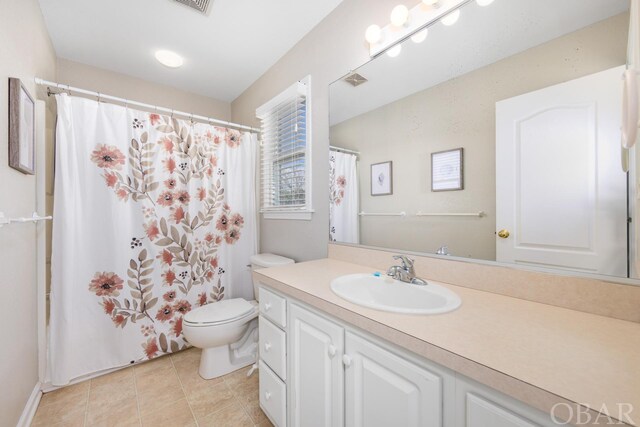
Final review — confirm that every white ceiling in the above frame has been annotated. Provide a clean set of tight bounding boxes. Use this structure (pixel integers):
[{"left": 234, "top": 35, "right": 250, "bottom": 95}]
[
  {"left": 38, "top": 0, "right": 343, "bottom": 102},
  {"left": 330, "top": 0, "right": 629, "bottom": 125}
]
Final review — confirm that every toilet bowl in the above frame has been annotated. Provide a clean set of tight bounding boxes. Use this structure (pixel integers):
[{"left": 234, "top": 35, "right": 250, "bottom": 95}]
[{"left": 182, "top": 253, "right": 294, "bottom": 379}]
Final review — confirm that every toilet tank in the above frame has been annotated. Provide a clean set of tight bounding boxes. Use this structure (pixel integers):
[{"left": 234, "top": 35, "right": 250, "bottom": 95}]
[{"left": 249, "top": 253, "right": 295, "bottom": 301}]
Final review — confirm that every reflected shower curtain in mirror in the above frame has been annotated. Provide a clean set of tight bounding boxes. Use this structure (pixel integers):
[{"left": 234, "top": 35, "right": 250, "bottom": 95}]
[
  {"left": 329, "top": 150, "right": 359, "bottom": 243},
  {"left": 49, "top": 94, "right": 257, "bottom": 385}
]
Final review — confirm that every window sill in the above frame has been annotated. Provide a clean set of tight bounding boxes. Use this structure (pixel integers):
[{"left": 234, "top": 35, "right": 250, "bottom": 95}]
[{"left": 262, "top": 210, "right": 314, "bottom": 221}]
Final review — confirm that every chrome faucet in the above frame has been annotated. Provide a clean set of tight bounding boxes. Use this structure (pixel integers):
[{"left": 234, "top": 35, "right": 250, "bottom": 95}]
[{"left": 386, "top": 255, "right": 428, "bottom": 286}]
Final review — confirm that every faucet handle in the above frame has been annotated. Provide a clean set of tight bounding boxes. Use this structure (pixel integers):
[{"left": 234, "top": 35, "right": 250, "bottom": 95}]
[{"left": 392, "top": 254, "right": 414, "bottom": 270}]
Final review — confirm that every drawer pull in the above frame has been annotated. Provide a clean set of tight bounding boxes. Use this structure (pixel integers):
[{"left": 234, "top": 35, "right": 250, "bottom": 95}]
[
  {"left": 264, "top": 342, "right": 272, "bottom": 352},
  {"left": 265, "top": 391, "right": 272, "bottom": 401},
  {"left": 328, "top": 344, "right": 337, "bottom": 358},
  {"left": 342, "top": 354, "right": 352, "bottom": 367},
  {"left": 264, "top": 302, "right": 272, "bottom": 311}
]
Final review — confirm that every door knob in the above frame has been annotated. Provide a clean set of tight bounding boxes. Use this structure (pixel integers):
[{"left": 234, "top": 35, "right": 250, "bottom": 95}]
[{"left": 497, "top": 229, "right": 510, "bottom": 239}]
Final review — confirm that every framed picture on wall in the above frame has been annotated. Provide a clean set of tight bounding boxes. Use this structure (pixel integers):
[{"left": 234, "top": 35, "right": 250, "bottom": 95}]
[
  {"left": 371, "top": 161, "right": 393, "bottom": 196},
  {"left": 8, "top": 77, "right": 36, "bottom": 175},
  {"left": 431, "top": 148, "right": 463, "bottom": 191}
]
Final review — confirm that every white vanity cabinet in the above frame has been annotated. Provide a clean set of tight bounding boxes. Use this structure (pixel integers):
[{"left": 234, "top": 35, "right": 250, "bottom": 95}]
[
  {"left": 344, "top": 331, "right": 444, "bottom": 427},
  {"left": 289, "top": 303, "right": 344, "bottom": 427},
  {"left": 258, "top": 285, "right": 556, "bottom": 427}
]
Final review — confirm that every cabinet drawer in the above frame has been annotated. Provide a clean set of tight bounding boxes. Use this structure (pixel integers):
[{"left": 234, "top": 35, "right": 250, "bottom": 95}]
[
  {"left": 259, "top": 316, "right": 286, "bottom": 380},
  {"left": 259, "top": 360, "right": 286, "bottom": 427},
  {"left": 259, "top": 286, "right": 287, "bottom": 328}
]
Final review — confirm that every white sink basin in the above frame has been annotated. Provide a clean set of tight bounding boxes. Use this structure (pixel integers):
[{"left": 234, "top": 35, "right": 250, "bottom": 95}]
[{"left": 330, "top": 274, "right": 461, "bottom": 315}]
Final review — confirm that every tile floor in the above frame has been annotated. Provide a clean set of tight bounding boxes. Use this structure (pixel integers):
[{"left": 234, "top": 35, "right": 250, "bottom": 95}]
[{"left": 32, "top": 348, "right": 273, "bottom": 427}]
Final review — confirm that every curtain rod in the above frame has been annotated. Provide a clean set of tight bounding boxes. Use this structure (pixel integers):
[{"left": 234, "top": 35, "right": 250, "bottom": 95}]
[
  {"left": 34, "top": 78, "right": 260, "bottom": 133},
  {"left": 330, "top": 145, "right": 360, "bottom": 155}
]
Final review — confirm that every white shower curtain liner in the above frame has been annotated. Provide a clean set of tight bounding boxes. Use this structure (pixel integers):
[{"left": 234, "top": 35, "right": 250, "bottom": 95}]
[
  {"left": 330, "top": 150, "right": 359, "bottom": 244},
  {"left": 49, "top": 94, "right": 257, "bottom": 385}
]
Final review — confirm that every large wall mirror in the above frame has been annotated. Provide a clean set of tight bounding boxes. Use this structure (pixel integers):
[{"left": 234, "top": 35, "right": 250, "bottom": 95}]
[{"left": 329, "top": 0, "right": 638, "bottom": 281}]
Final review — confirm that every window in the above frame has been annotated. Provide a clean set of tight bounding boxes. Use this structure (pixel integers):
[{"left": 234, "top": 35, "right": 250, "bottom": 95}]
[{"left": 257, "top": 76, "right": 313, "bottom": 220}]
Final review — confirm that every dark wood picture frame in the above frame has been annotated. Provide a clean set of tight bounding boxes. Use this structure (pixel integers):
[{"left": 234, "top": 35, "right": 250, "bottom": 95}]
[
  {"left": 431, "top": 148, "right": 464, "bottom": 192},
  {"left": 371, "top": 161, "right": 393, "bottom": 196},
  {"left": 8, "top": 77, "right": 36, "bottom": 175}
]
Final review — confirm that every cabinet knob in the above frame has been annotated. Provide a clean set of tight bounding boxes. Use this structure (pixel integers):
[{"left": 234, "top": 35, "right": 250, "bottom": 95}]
[
  {"left": 342, "top": 354, "right": 352, "bottom": 367},
  {"left": 265, "top": 391, "right": 271, "bottom": 401},
  {"left": 264, "top": 302, "right": 272, "bottom": 311},
  {"left": 328, "top": 344, "right": 336, "bottom": 358},
  {"left": 264, "top": 342, "right": 272, "bottom": 352}
]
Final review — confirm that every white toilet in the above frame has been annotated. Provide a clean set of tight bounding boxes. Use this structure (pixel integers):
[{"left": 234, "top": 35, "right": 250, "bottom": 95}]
[{"left": 183, "top": 253, "right": 294, "bottom": 379}]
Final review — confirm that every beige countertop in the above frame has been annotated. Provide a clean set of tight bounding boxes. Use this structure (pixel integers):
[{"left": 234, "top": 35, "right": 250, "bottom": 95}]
[{"left": 254, "top": 258, "right": 640, "bottom": 426}]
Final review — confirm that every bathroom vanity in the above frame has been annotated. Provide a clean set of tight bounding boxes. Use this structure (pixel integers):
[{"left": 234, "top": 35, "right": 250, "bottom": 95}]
[{"left": 254, "top": 257, "right": 640, "bottom": 427}]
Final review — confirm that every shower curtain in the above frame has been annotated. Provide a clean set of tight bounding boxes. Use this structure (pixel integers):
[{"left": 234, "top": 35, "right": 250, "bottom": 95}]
[
  {"left": 329, "top": 150, "right": 359, "bottom": 243},
  {"left": 49, "top": 94, "right": 257, "bottom": 385}
]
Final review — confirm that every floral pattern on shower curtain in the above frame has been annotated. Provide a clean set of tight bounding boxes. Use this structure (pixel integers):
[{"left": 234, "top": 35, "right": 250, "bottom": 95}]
[
  {"left": 329, "top": 150, "right": 359, "bottom": 243},
  {"left": 50, "top": 94, "right": 257, "bottom": 385}
]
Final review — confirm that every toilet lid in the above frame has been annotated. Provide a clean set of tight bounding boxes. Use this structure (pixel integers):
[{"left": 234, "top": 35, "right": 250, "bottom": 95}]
[{"left": 183, "top": 298, "right": 254, "bottom": 325}]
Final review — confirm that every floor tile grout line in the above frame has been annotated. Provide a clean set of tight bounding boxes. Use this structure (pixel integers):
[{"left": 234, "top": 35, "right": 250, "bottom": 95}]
[
  {"left": 83, "top": 379, "right": 91, "bottom": 427},
  {"left": 132, "top": 366, "right": 143, "bottom": 427},
  {"left": 170, "top": 355, "right": 200, "bottom": 427}
]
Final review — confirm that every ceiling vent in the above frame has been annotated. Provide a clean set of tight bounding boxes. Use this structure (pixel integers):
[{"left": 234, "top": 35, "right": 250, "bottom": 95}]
[
  {"left": 173, "top": 0, "right": 211, "bottom": 14},
  {"left": 344, "top": 72, "right": 368, "bottom": 87}
]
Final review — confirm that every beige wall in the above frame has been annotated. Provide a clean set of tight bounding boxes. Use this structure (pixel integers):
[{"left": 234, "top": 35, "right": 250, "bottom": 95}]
[
  {"left": 231, "top": 0, "right": 401, "bottom": 261},
  {"left": 0, "top": 0, "right": 56, "bottom": 425},
  {"left": 57, "top": 58, "right": 231, "bottom": 120},
  {"left": 330, "top": 13, "right": 628, "bottom": 261}
]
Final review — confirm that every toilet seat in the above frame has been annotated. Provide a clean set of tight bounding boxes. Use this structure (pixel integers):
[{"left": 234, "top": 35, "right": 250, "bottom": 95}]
[{"left": 184, "top": 298, "right": 256, "bottom": 326}]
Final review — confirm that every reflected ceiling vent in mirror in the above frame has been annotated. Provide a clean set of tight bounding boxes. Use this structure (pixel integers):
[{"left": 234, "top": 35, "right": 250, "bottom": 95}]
[
  {"left": 172, "top": 0, "right": 211, "bottom": 14},
  {"left": 344, "top": 73, "right": 368, "bottom": 87}
]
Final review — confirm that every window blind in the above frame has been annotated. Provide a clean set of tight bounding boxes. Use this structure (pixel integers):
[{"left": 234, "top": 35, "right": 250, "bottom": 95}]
[{"left": 257, "top": 81, "right": 309, "bottom": 212}]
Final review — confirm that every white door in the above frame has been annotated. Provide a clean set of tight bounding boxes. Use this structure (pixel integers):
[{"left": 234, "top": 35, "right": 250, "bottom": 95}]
[
  {"left": 496, "top": 66, "right": 627, "bottom": 276},
  {"left": 289, "top": 303, "right": 344, "bottom": 427},
  {"left": 344, "top": 331, "right": 442, "bottom": 427}
]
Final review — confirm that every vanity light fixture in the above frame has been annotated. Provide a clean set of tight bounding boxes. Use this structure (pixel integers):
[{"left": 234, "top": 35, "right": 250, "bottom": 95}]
[
  {"left": 365, "top": 24, "right": 383, "bottom": 44},
  {"left": 387, "top": 44, "right": 403, "bottom": 58},
  {"left": 410, "top": 28, "right": 428, "bottom": 43},
  {"left": 155, "top": 50, "right": 184, "bottom": 68},
  {"left": 364, "top": 0, "right": 472, "bottom": 57},
  {"left": 390, "top": 5, "right": 410, "bottom": 27},
  {"left": 440, "top": 9, "right": 461, "bottom": 26}
]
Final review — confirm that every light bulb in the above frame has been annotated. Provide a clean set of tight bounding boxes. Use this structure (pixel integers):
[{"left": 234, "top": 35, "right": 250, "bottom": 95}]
[
  {"left": 422, "top": 0, "right": 439, "bottom": 5},
  {"left": 441, "top": 9, "right": 460, "bottom": 26},
  {"left": 476, "top": 0, "right": 494, "bottom": 5},
  {"left": 365, "top": 24, "right": 382, "bottom": 44},
  {"left": 387, "top": 44, "right": 402, "bottom": 58},
  {"left": 390, "top": 5, "right": 410, "bottom": 27},
  {"left": 410, "top": 29, "right": 428, "bottom": 43},
  {"left": 155, "top": 50, "right": 184, "bottom": 68}
]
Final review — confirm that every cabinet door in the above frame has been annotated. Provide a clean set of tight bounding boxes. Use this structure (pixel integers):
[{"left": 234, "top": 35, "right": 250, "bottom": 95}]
[
  {"left": 466, "top": 393, "right": 539, "bottom": 427},
  {"left": 344, "top": 331, "right": 443, "bottom": 427},
  {"left": 289, "top": 303, "right": 344, "bottom": 427}
]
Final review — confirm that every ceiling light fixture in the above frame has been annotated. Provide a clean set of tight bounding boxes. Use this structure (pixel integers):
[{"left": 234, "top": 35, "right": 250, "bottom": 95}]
[
  {"left": 155, "top": 50, "right": 184, "bottom": 68},
  {"left": 387, "top": 44, "right": 402, "bottom": 58},
  {"left": 440, "top": 9, "right": 461, "bottom": 26},
  {"left": 410, "top": 28, "right": 428, "bottom": 43},
  {"left": 390, "top": 5, "right": 410, "bottom": 27}
]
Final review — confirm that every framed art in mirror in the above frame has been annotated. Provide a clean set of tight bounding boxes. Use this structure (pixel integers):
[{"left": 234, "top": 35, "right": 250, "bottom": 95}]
[
  {"left": 432, "top": 148, "right": 463, "bottom": 192},
  {"left": 8, "top": 77, "right": 36, "bottom": 175},
  {"left": 371, "top": 161, "right": 393, "bottom": 196}
]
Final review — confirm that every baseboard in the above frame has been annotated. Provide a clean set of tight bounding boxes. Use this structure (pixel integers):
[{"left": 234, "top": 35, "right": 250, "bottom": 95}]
[{"left": 16, "top": 383, "right": 42, "bottom": 427}]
